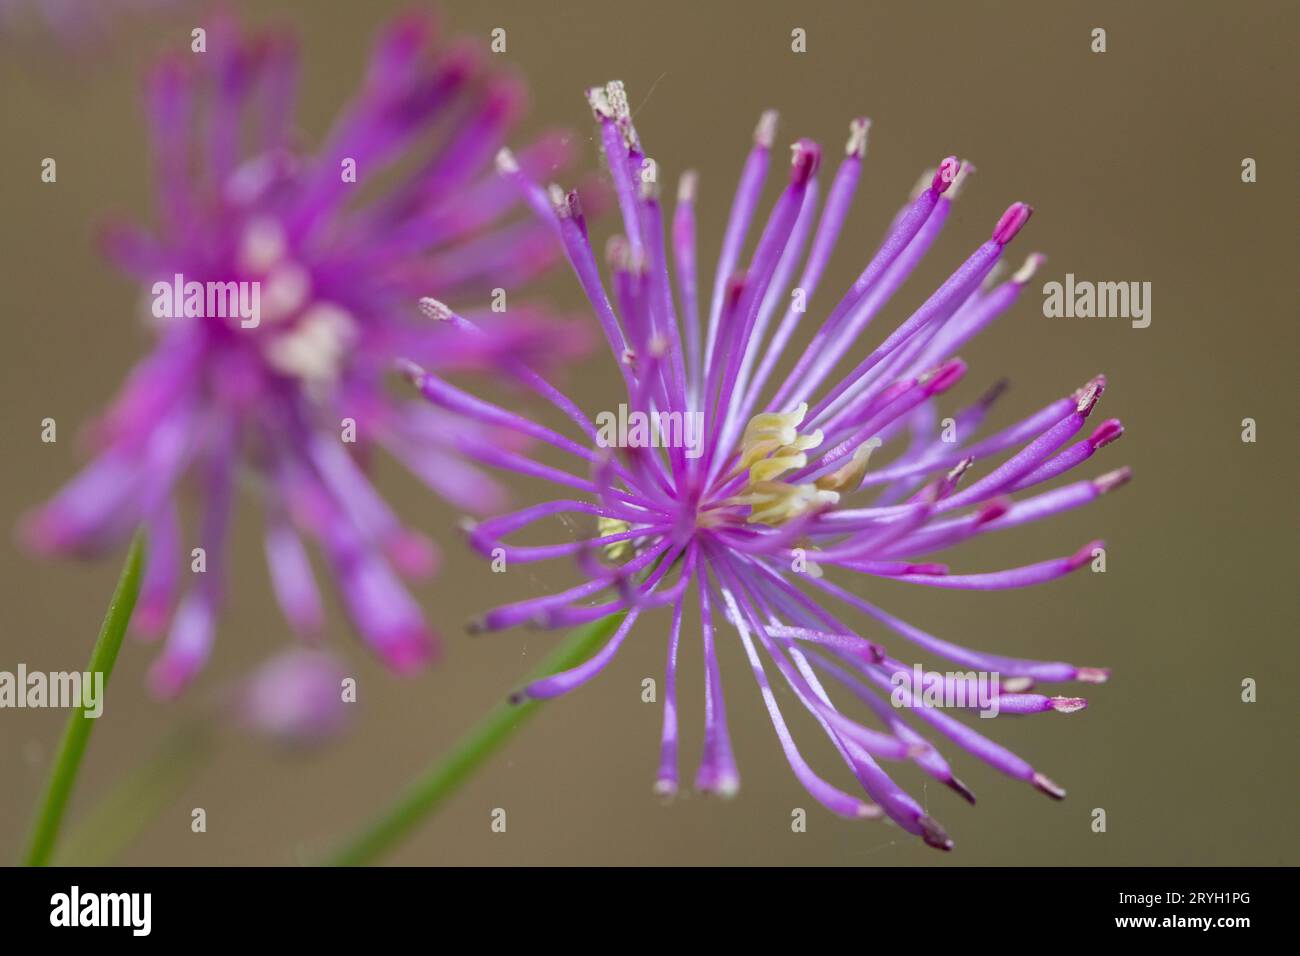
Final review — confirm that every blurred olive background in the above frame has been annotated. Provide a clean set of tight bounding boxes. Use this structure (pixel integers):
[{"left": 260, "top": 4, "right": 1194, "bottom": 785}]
[{"left": 1, "top": 0, "right": 1296, "bottom": 866}]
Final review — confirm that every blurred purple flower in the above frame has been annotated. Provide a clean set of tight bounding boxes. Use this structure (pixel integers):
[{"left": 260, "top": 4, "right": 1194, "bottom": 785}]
[
  {"left": 0, "top": 0, "right": 184, "bottom": 49},
  {"left": 406, "top": 81, "right": 1131, "bottom": 849},
  {"left": 20, "top": 12, "right": 588, "bottom": 695},
  {"left": 234, "top": 648, "right": 351, "bottom": 748}
]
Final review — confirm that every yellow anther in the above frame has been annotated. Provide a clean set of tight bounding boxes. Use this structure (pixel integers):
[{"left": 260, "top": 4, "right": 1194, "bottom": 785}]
[
  {"left": 737, "top": 404, "right": 820, "bottom": 474},
  {"left": 596, "top": 516, "right": 634, "bottom": 562},
  {"left": 815, "top": 438, "right": 881, "bottom": 493},
  {"left": 732, "top": 482, "right": 839, "bottom": 526},
  {"left": 742, "top": 403, "right": 808, "bottom": 445},
  {"left": 749, "top": 452, "right": 808, "bottom": 484},
  {"left": 737, "top": 429, "right": 821, "bottom": 474}
]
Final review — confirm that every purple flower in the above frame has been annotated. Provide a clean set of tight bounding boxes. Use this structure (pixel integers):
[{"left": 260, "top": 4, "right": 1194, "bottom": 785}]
[
  {"left": 234, "top": 648, "right": 351, "bottom": 748},
  {"left": 407, "top": 81, "right": 1131, "bottom": 849},
  {"left": 20, "top": 12, "right": 588, "bottom": 696}
]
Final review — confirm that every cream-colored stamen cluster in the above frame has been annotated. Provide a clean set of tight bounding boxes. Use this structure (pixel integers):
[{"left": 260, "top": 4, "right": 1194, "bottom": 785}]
[
  {"left": 727, "top": 404, "right": 884, "bottom": 526},
  {"left": 235, "top": 216, "right": 358, "bottom": 390},
  {"left": 721, "top": 404, "right": 833, "bottom": 525},
  {"left": 738, "top": 404, "right": 823, "bottom": 481}
]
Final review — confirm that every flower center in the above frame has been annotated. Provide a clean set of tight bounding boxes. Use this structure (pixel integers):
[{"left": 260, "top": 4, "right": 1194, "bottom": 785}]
[
  {"left": 235, "top": 217, "right": 359, "bottom": 390},
  {"left": 725, "top": 403, "right": 879, "bottom": 526}
]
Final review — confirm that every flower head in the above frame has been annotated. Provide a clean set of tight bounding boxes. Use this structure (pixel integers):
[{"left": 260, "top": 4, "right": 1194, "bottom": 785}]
[
  {"left": 20, "top": 12, "right": 587, "bottom": 695},
  {"left": 413, "top": 81, "right": 1131, "bottom": 849}
]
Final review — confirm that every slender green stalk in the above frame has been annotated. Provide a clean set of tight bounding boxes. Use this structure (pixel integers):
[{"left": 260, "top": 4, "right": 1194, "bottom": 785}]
[
  {"left": 54, "top": 721, "right": 212, "bottom": 866},
  {"left": 327, "top": 611, "right": 627, "bottom": 866},
  {"left": 22, "top": 533, "right": 145, "bottom": 866}
]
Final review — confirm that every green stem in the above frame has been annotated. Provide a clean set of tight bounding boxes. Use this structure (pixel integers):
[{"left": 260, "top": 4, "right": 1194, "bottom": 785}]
[
  {"left": 22, "top": 532, "right": 145, "bottom": 866},
  {"left": 327, "top": 611, "right": 627, "bottom": 866},
  {"left": 53, "top": 721, "right": 212, "bottom": 866}
]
